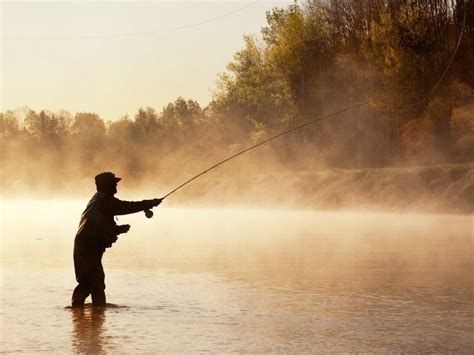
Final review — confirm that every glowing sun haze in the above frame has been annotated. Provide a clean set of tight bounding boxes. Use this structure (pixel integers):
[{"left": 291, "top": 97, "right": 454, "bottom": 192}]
[{"left": 1, "top": 1, "right": 293, "bottom": 120}]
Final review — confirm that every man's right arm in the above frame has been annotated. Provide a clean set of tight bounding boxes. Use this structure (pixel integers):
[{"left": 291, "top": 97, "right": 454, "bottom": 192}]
[{"left": 103, "top": 196, "right": 162, "bottom": 216}]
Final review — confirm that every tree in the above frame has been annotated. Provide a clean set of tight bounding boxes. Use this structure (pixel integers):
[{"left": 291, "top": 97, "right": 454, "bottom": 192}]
[
  {"left": 24, "top": 109, "right": 70, "bottom": 144},
  {"left": 133, "top": 107, "right": 160, "bottom": 141},
  {"left": 71, "top": 112, "right": 106, "bottom": 142},
  {"left": 161, "top": 97, "right": 203, "bottom": 127},
  {"left": 0, "top": 111, "right": 20, "bottom": 139}
]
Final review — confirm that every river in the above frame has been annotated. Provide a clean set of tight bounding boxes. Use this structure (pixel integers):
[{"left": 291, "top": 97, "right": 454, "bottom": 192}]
[{"left": 0, "top": 200, "right": 472, "bottom": 352}]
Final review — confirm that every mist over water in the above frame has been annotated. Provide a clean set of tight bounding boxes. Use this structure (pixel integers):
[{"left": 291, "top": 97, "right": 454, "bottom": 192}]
[{"left": 1, "top": 201, "right": 472, "bottom": 352}]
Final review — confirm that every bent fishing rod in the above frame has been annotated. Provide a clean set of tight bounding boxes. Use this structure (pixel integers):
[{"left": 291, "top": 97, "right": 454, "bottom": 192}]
[
  {"left": 142, "top": 100, "right": 371, "bottom": 218},
  {"left": 164, "top": 101, "right": 370, "bottom": 199},
  {"left": 143, "top": 0, "right": 467, "bottom": 219}
]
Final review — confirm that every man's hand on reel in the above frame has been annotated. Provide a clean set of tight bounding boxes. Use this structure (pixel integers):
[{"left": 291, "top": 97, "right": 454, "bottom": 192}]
[{"left": 144, "top": 198, "right": 163, "bottom": 219}]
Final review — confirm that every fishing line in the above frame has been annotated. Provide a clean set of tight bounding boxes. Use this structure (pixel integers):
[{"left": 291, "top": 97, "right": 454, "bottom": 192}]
[
  {"left": 3, "top": 0, "right": 467, "bottom": 202},
  {"left": 161, "top": 0, "right": 468, "bottom": 200},
  {"left": 399, "top": 0, "right": 468, "bottom": 107},
  {"left": 1, "top": 1, "right": 258, "bottom": 40}
]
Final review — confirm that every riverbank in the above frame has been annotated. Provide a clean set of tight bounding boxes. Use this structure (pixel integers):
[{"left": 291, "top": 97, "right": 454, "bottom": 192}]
[{"left": 167, "top": 163, "right": 474, "bottom": 214}]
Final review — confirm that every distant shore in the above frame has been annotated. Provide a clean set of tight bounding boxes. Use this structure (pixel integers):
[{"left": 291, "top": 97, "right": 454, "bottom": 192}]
[{"left": 167, "top": 163, "right": 474, "bottom": 215}]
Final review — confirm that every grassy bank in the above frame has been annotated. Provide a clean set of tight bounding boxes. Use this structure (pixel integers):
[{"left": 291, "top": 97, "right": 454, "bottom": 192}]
[{"left": 168, "top": 163, "right": 474, "bottom": 214}]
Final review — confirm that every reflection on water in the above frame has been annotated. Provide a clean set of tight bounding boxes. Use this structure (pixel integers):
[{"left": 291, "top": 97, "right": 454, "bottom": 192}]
[
  {"left": 0, "top": 201, "right": 473, "bottom": 352},
  {"left": 70, "top": 306, "right": 107, "bottom": 354}
]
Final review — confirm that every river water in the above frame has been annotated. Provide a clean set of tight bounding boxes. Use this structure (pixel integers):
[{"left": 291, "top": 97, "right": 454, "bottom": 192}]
[{"left": 0, "top": 201, "right": 473, "bottom": 352}]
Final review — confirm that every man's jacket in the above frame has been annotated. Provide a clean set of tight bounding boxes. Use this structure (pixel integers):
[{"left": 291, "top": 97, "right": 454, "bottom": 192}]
[{"left": 75, "top": 192, "right": 154, "bottom": 253}]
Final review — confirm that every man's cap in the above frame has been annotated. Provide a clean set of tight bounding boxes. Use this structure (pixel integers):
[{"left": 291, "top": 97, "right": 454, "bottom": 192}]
[{"left": 95, "top": 172, "right": 121, "bottom": 186}]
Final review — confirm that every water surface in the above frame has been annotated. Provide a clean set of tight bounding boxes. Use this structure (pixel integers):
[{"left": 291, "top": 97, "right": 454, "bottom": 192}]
[{"left": 1, "top": 201, "right": 473, "bottom": 352}]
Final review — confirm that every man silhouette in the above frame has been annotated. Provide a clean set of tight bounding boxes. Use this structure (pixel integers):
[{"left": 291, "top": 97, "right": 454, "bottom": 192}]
[{"left": 72, "top": 172, "right": 161, "bottom": 307}]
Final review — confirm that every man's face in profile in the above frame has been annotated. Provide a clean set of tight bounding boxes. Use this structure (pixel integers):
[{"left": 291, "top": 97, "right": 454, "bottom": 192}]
[
  {"left": 111, "top": 182, "right": 118, "bottom": 195},
  {"left": 100, "top": 181, "right": 118, "bottom": 195}
]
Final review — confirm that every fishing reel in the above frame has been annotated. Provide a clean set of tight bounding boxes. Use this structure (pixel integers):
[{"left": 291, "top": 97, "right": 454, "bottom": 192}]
[{"left": 144, "top": 209, "right": 154, "bottom": 219}]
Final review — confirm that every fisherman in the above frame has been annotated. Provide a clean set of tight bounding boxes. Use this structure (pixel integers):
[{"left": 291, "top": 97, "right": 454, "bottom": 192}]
[{"left": 72, "top": 172, "right": 161, "bottom": 307}]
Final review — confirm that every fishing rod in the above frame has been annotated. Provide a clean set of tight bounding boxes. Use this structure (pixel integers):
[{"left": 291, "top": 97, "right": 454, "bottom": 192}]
[
  {"left": 143, "top": 0, "right": 467, "bottom": 218},
  {"left": 142, "top": 100, "right": 371, "bottom": 218},
  {"left": 163, "top": 101, "right": 371, "bottom": 199}
]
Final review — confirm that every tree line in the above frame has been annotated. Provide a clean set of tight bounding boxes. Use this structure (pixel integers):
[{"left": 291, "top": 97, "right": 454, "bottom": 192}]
[{"left": 1, "top": 0, "right": 473, "bottom": 192}]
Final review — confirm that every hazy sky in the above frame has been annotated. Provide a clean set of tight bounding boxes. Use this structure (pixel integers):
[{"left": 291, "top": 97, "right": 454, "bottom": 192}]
[{"left": 1, "top": 1, "right": 293, "bottom": 120}]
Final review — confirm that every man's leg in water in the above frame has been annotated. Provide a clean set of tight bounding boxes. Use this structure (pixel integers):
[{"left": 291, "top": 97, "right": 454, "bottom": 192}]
[
  {"left": 72, "top": 252, "right": 104, "bottom": 307},
  {"left": 91, "top": 256, "right": 106, "bottom": 306},
  {"left": 72, "top": 282, "right": 91, "bottom": 307},
  {"left": 72, "top": 252, "right": 91, "bottom": 307}
]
